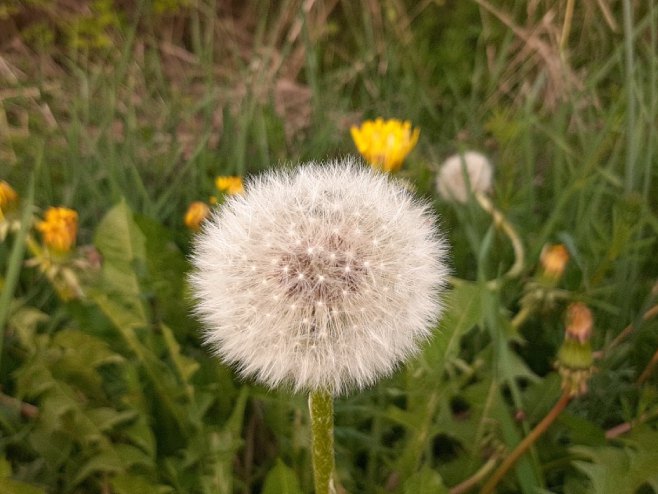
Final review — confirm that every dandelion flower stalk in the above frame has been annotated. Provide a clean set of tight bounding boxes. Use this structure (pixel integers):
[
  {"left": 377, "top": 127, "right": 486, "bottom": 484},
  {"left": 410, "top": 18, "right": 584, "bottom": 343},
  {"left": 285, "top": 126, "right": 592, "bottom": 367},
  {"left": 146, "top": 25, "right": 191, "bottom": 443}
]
[
  {"left": 309, "top": 390, "right": 336, "bottom": 494},
  {"left": 475, "top": 192, "right": 524, "bottom": 289}
]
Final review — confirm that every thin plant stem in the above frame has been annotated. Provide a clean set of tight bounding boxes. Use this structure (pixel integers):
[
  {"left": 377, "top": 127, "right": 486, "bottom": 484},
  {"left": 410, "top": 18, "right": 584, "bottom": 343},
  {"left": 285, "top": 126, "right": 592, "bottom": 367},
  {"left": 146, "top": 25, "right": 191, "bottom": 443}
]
[
  {"left": 604, "top": 298, "right": 658, "bottom": 354},
  {"left": 481, "top": 391, "right": 572, "bottom": 494},
  {"left": 0, "top": 176, "right": 34, "bottom": 370},
  {"left": 622, "top": 0, "right": 637, "bottom": 194},
  {"left": 449, "top": 458, "right": 498, "bottom": 494},
  {"left": 605, "top": 408, "right": 658, "bottom": 439},
  {"left": 511, "top": 304, "right": 533, "bottom": 330},
  {"left": 638, "top": 347, "right": 658, "bottom": 384},
  {"left": 560, "top": 0, "right": 575, "bottom": 52},
  {"left": 309, "top": 390, "right": 336, "bottom": 494},
  {"left": 475, "top": 192, "right": 525, "bottom": 289},
  {"left": 0, "top": 392, "right": 39, "bottom": 419}
]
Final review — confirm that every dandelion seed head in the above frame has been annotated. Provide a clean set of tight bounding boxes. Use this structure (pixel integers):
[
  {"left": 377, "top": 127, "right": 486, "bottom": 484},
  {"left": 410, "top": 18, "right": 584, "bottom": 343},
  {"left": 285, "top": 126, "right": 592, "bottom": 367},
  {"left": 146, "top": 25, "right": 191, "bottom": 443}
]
[
  {"left": 436, "top": 151, "right": 493, "bottom": 203},
  {"left": 190, "top": 157, "right": 449, "bottom": 395}
]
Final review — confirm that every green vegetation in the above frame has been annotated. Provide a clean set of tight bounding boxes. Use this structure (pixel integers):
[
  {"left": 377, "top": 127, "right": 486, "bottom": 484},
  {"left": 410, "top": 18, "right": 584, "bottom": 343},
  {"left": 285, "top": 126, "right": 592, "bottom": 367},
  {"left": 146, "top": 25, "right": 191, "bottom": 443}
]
[{"left": 1, "top": 1, "right": 657, "bottom": 492}]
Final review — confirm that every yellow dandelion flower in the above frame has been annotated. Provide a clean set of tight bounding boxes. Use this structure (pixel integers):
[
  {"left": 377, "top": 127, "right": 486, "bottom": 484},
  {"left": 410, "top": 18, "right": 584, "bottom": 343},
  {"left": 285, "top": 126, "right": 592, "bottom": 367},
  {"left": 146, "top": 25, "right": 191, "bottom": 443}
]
[
  {"left": 36, "top": 207, "right": 78, "bottom": 254},
  {"left": 0, "top": 180, "right": 19, "bottom": 216},
  {"left": 185, "top": 201, "right": 210, "bottom": 231},
  {"left": 540, "top": 244, "right": 569, "bottom": 281},
  {"left": 350, "top": 118, "right": 420, "bottom": 173},
  {"left": 215, "top": 176, "right": 244, "bottom": 195}
]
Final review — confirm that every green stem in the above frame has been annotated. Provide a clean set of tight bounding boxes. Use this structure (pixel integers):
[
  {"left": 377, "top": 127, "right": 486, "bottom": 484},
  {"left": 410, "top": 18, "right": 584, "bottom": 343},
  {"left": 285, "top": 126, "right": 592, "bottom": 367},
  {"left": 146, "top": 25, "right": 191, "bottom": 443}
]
[
  {"left": 309, "top": 390, "right": 336, "bottom": 494},
  {"left": 0, "top": 175, "right": 34, "bottom": 370},
  {"left": 475, "top": 192, "right": 525, "bottom": 290},
  {"left": 449, "top": 458, "right": 498, "bottom": 494}
]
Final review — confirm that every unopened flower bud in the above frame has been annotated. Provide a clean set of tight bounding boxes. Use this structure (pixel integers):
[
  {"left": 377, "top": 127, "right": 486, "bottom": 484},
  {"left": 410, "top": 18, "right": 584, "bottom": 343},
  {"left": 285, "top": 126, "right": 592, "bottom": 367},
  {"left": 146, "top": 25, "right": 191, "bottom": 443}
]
[
  {"left": 556, "top": 303, "right": 594, "bottom": 396},
  {"left": 557, "top": 340, "right": 594, "bottom": 397},
  {"left": 565, "top": 302, "right": 593, "bottom": 343},
  {"left": 540, "top": 244, "right": 569, "bottom": 282}
]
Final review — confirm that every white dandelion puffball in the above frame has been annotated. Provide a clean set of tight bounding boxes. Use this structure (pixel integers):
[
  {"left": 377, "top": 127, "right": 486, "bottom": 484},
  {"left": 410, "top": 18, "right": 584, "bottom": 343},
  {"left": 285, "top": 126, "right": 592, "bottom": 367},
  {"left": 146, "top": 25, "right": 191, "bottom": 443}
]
[
  {"left": 190, "top": 158, "right": 449, "bottom": 395},
  {"left": 436, "top": 151, "right": 493, "bottom": 203}
]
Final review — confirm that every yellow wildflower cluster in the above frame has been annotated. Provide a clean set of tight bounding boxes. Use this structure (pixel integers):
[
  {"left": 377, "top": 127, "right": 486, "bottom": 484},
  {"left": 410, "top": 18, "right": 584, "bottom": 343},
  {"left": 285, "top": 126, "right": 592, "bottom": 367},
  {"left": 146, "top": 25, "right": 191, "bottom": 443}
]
[
  {"left": 351, "top": 118, "right": 420, "bottom": 173},
  {"left": 36, "top": 207, "right": 79, "bottom": 254}
]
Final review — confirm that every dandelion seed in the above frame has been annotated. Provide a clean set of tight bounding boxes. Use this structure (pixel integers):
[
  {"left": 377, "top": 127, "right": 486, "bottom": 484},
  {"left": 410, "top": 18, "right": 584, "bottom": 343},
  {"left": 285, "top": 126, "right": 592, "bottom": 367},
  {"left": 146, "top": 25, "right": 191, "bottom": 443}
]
[{"left": 190, "top": 158, "right": 449, "bottom": 395}]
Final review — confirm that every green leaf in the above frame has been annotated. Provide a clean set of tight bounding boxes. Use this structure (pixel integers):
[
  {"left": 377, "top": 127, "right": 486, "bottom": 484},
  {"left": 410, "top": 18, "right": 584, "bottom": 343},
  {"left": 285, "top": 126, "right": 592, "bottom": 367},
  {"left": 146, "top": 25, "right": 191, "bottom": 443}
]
[
  {"left": 200, "top": 387, "right": 250, "bottom": 494},
  {"left": 71, "top": 450, "right": 124, "bottom": 487},
  {"left": 0, "top": 172, "right": 34, "bottom": 370},
  {"left": 72, "top": 444, "right": 153, "bottom": 485},
  {"left": 51, "top": 329, "right": 123, "bottom": 398},
  {"left": 135, "top": 214, "right": 194, "bottom": 337},
  {"left": 161, "top": 323, "right": 199, "bottom": 394},
  {"left": 572, "top": 427, "right": 658, "bottom": 494},
  {"left": 52, "top": 329, "right": 123, "bottom": 368},
  {"left": 27, "top": 429, "right": 73, "bottom": 470},
  {"left": 261, "top": 459, "right": 303, "bottom": 494},
  {"left": 0, "top": 456, "right": 11, "bottom": 478},
  {"left": 0, "top": 456, "right": 46, "bottom": 494},
  {"left": 110, "top": 474, "right": 173, "bottom": 494},
  {"left": 403, "top": 466, "right": 448, "bottom": 494},
  {"left": 94, "top": 199, "right": 147, "bottom": 293},
  {"left": 122, "top": 415, "right": 156, "bottom": 457},
  {"left": 0, "top": 480, "right": 47, "bottom": 494},
  {"left": 92, "top": 199, "right": 148, "bottom": 329},
  {"left": 86, "top": 408, "right": 138, "bottom": 432},
  {"left": 420, "top": 281, "right": 483, "bottom": 376},
  {"left": 8, "top": 305, "right": 48, "bottom": 353}
]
